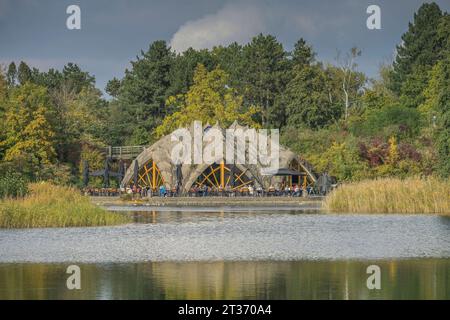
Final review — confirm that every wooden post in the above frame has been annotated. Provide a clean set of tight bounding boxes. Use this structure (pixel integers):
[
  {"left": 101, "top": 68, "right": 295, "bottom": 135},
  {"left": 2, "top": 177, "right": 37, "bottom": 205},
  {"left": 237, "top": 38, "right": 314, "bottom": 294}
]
[
  {"left": 220, "top": 161, "right": 225, "bottom": 188},
  {"left": 152, "top": 161, "right": 156, "bottom": 191}
]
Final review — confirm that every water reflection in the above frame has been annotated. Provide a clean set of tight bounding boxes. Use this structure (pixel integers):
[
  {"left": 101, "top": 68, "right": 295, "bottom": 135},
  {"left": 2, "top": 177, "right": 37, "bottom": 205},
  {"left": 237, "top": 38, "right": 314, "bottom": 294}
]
[{"left": 1, "top": 260, "right": 449, "bottom": 300}]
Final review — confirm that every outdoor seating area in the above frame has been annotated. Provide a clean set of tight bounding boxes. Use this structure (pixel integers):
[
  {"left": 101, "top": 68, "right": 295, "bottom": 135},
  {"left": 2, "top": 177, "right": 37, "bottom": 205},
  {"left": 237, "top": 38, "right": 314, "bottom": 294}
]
[
  {"left": 83, "top": 188, "right": 121, "bottom": 197},
  {"left": 112, "top": 183, "right": 320, "bottom": 198}
]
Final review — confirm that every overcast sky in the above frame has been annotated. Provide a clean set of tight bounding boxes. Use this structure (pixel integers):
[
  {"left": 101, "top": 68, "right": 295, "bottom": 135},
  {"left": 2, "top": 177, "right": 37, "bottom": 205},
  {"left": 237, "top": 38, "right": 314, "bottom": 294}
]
[{"left": 1, "top": 0, "right": 449, "bottom": 95}]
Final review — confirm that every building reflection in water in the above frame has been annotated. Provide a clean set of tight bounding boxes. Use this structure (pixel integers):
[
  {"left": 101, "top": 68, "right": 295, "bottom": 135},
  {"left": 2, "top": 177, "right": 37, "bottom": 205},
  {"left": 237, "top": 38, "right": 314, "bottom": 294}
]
[{"left": 0, "top": 259, "right": 449, "bottom": 300}]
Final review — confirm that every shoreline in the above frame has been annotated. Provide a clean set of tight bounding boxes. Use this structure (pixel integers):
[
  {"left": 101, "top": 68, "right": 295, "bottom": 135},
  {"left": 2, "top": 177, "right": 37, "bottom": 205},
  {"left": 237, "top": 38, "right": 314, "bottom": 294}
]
[{"left": 91, "top": 196, "right": 324, "bottom": 209}]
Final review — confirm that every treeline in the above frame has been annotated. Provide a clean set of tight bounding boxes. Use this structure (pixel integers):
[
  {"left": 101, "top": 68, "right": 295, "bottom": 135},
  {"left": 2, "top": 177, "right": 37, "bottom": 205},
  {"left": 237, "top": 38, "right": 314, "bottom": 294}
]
[{"left": 0, "top": 2, "right": 448, "bottom": 188}]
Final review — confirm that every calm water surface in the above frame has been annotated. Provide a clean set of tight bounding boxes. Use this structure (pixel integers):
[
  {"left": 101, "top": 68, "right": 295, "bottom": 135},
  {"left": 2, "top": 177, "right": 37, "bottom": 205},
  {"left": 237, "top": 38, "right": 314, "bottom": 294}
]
[{"left": 0, "top": 208, "right": 449, "bottom": 299}]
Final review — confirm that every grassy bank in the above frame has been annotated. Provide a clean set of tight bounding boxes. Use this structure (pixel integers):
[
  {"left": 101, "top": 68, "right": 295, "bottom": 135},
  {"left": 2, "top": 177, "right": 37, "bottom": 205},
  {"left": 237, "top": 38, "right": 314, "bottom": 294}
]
[
  {"left": 324, "top": 177, "right": 450, "bottom": 214},
  {"left": 0, "top": 182, "right": 130, "bottom": 228}
]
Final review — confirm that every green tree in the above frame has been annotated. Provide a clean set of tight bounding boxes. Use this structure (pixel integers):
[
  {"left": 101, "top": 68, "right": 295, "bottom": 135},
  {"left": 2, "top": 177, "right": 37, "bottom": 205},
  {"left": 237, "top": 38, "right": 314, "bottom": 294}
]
[
  {"left": 390, "top": 3, "right": 443, "bottom": 94},
  {"left": 112, "top": 40, "right": 175, "bottom": 145},
  {"left": 211, "top": 43, "right": 245, "bottom": 90},
  {"left": 17, "top": 61, "right": 32, "bottom": 85},
  {"left": 62, "top": 63, "right": 95, "bottom": 93},
  {"left": 105, "top": 77, "right": 121, "bottom": 98},
  {"left": 0, "top": 67, "right": 6, "bottom": 101},
  {"left": 169, "top": 47, "right": 216, "bottom": 96},
  {"left": 422, "top": 57, "right": 450, "bottom": 177},
  {"left": 285, "top": 65, "right": 341, "bottom": 129},
  {"left": 242, "top": 34, "right": 289, "bottom": 127},
  {"left": 0, "top": 69, "right": 7, "bottom": 160},
  {"left": 291, "top": 38, "right": 315, "bottom": 66},
  {"left": 6, "top": 62, "right": 17, "bottom": 87},
  {"left": 31, "top": 68, "right": 63, "bottom": 91}
]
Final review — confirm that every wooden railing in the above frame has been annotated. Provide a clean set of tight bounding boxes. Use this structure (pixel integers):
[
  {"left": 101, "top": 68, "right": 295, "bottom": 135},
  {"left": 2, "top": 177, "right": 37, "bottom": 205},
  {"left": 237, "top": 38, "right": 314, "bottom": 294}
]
[{"left": 104, "top": 145, "right": 147, "bottom": 160}]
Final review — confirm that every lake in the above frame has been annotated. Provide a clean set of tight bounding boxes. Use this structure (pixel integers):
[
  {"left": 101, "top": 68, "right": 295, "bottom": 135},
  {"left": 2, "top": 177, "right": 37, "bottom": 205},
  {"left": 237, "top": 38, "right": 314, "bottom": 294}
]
[{"left": 1, "top": 208, "right": 449, "bottom": 299}]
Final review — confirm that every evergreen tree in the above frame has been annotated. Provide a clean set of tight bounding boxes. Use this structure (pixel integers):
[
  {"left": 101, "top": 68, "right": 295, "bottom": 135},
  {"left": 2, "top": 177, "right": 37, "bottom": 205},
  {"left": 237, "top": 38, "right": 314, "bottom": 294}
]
[
  {"left": 285, "top": 65, "right": 341, "bottom": 129},
  {"left": 390, "top": 3, "right": 443, "bottom": 95},
  {"left": 242, "top": 34, "right": 289, "bottom": 127},
  {"left": 211, "top": 43, "right": 245, "bottom": 91},
  {"left": 111, "top": 40, "right": 175, "bottom": 145},
  {"left": 291, "top": 38, "right": 315, "bottom": 66},
  {"left": 62, "top": 63, "right": 95, "bottom": 93},
  {"left": 17, "top": 61, "right": 32, "bottom": 85},
  {"left": 105, "top": 77, "right": 121, "bottom": 98},
  {"left": 169, "top": 47, "right": 216, "bottom": 96}
]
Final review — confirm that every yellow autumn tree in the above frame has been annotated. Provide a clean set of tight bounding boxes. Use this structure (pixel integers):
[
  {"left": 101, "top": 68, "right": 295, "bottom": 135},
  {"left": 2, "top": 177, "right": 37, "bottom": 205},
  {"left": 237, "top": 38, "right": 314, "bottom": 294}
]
[
  {"left": 1, "top": 83, "right": 56, "bottom": 177},
  {"left": 155, "top": 64, "right": 260, "bottom": 137}
]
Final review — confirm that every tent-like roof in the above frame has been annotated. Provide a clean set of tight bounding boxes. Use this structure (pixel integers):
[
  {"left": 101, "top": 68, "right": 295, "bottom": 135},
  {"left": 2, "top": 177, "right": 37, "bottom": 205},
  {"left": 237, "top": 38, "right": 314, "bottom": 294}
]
[{"left": 122, "top": 122, "right": 318, "bottom": 191}]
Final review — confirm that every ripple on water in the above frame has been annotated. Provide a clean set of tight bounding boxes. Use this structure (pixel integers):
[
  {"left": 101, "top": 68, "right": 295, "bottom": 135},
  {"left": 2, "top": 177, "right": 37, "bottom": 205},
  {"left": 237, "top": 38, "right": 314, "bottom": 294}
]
[{"left": 1, "top": 211, "right": 450, "bottom": 263}]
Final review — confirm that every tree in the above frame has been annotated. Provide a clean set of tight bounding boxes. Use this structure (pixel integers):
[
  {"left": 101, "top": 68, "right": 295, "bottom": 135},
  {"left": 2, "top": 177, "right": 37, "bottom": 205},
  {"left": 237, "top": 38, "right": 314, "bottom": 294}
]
[
  {"left": 291, "top": 38, "right": 315, "bottom": 66},
  {"left": 62, "top": 63, "right": 95, "bottom": 93},
  {"left": 390, "top": 3, "right": 443, "bottom": 94},
  {"left": 242, "top": 34, "right": 289, "bottom": 127},
  {"left": 0, "top": 69, "right": 7, "bottom": 155},
  {"left": 169, "top": 47, "right": 216, "bottom": 96},
  {"left": 336, "top": 47, "right": 364, "bottom": 120},
  {"left": 6, "top": 62, "right": 17, "bottom": 87},
  {"left": 17, "top": 61, "right": 32, "bottom": 85},
  {"left": 31, "top": 68, "right": 63, "bottom": 91},
  {"left": 155, "top": 64, "right": 260, "bottom": 137},
  {"left": 0, "top": 67, "right": 6, "bottom": 101},
  {"left": 111, "top": 40, "right": 175, "bottom": 145},
  {"left": 0, "top": 83, "right": 56, "bottom": 179},
  {"left": 211, "top": 43, "right": 245, "bottom": 90},
  {"left": 105, "top": 77, "right": 121, "bottom": 98},
  {"left": 285, "top": 65, "right": 341, "bottom": 129},
  {"left": 422, "top": 57, "right": 450, "bottom": 177}
]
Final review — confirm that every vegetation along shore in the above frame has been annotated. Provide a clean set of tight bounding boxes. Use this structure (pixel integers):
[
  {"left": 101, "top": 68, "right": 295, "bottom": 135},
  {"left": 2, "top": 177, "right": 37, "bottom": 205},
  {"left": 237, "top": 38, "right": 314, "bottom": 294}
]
[
  {"left": 0, "top": 182, "right": 130, "bottom": 228},
  {"left": 324, "top": 177, "right": 450, "bottom": 214}
]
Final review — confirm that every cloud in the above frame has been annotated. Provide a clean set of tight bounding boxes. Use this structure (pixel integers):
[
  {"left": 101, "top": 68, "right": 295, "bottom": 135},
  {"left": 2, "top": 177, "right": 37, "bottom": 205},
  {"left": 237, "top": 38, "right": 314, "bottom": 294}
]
[
  {"left": 169, "top": 2, "right": 268, "bottom": 52},
  {"left": 168, "top": 1, "right": 357, "bottom": 53}
]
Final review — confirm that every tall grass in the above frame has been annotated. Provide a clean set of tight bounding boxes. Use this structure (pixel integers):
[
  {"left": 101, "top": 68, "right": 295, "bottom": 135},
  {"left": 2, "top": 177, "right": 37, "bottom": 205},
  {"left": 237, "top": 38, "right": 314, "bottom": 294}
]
[
  {"left": 0, "top": 182, "right": 130, "bottom": 228},
  {"left": 324, "top": 177, "right": 450, "bottom": 214}
]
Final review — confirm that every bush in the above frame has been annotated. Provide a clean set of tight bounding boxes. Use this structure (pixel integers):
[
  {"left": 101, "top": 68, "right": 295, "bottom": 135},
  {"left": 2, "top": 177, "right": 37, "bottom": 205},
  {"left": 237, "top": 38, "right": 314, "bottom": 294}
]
[
  {"left": 325, "top": 177, "right": 450, "bottom": 214},
  {"left": 0, "top": 171, "right": 28, "bottom": 198}
]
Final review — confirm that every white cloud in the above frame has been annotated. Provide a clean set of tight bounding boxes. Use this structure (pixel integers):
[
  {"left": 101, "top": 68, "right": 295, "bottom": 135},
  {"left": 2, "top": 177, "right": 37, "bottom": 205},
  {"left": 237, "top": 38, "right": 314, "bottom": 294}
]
[
  {"left": 169, "top": 2, "right": 268, "bottom": 52},
  {"left": 168, "top": 1, "right": 355, "bottom": 53}
]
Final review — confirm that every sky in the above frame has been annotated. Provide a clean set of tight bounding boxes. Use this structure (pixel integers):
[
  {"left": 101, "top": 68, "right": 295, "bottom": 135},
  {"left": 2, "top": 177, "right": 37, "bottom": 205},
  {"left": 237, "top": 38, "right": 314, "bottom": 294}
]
[{"left": 1, "top": 0, "right": 449, "bottom": 96}]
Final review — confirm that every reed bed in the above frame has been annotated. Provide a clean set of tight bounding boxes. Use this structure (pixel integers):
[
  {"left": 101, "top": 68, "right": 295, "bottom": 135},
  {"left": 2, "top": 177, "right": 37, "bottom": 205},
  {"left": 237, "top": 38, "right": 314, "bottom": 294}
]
[
  {"left": 0, "top": 182, "right": 130, "bottom": 228},
  {"left": 324, "top": 177, "right": 450, "bottom": 214}
]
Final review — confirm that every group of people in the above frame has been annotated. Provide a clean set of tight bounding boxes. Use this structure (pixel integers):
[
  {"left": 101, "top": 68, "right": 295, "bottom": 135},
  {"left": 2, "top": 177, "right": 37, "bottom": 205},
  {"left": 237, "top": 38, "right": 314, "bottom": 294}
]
[
  {"left": 123, "top": 184, "right": 179, "bottom": 197},
  {"left": 186, "top": 183, "right": 313, "bottom": 197},
  {"left": 87, "top": 182, "right": 315, "bottom": 198}
]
